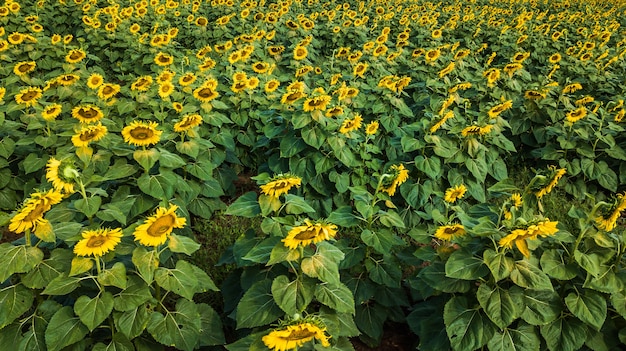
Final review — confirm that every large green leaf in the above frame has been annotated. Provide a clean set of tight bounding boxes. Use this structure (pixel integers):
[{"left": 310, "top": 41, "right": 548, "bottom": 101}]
[
  {"left": 521, "top": 290, "right": 562, "bottom": 326},
  {"left": 235, "top": 279, "right": 283, "bottom": 329},
  {"left": 484, "top": 249, "right": 515, "bottom": 282},
  {"left": 477, "top": 283, "right": 523, "bottom": 329},
  {"left": 155, "top": 260, "right": 214, "bottom": 300},
  {"left": 225, "top": 192, "right": 261, "bottom": 218},
  {"left": 360, "top": 228, "right": 404, "bottom": 254},
  {"left": 444, "top": 296, "right": 497, "bottom": 351},
  {"left": 147, "top": 299, "right": 202, "bottom": 351},
  {"left": 574, "top": 250, "right": 602, "bottom": 277},
  {"left": 327, "top": 135, "right": 358, "bottom": 167},
  {"left": 365, "top": 258, "right": 402, "bottom": 288},
  {"left": 407, "top": 297, "right": 450, "bottom": 351},
  {"left": 540, "top": 249, "right": 578, "bottom": 280},
  {"left": 564, "top": 289, "right": 606, "bottom": 331},
  {"left": 98, "top": 262, "right": 127, "bottom": 290},
  {"left": 113, "top": 276, "right": 153, "bottom": 312},
  {"left": 301, "top": 243, "right": 343, "bottom": 285},
  {"left": 511, "top": 259, "right": 553, "bottom": 291},
  {"left": 446, "top": 249, "right": 490, "bottom": 280},
  {"left": 315, "top": 282, "right": 355, "bottom": 314},
  {"left": 114, "top": 304, "right": 150, "bottom": 340},
  {"left": 354, "top": 303, "right": 386, "bottom": 342},
  {"left": 197, "top": 303, "right": 225, "bottom": 347},
  {"left": 74, "top": 291, "right": 114, "bottom": 331},
  {"left": 0, "top": 244, "right": 44, "bottom": 282},
  {"left": 487, "top": 322, "right": 540, "bottom": 351},
  {"left": 132, "top": 247, "right": 159, "bottom": 284},
  {"left": 168, "top": 234, "right": 201, "bottom": 255},
  {"left": 283, "top": 194, "right": 316, "bottom": 215},
  {"left": 539, "top": 316, "right": 586, "bottom": 351},
  {"left": 418, "top": 261, "right": 471, "bottom": 293},
  {"left": 0, "top": 285, "right": 34, "bottom": 329},
  {"left": 271, "top": 275, "right": 315, "bottom": 316},
  {"left": 42, "top": 274, "right": 81, "bottom": 295},
  {"left": 44, "top": 306, "right": 89, "bottom": 351}
]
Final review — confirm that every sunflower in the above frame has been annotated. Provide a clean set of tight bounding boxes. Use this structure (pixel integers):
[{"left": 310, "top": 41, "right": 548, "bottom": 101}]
[
  {"left": 260, "top": 174, "right": 302, "bottom": 198},
  {"left": 56, "top": 74, "right": 80, "bottom": 86},
  {"left": 15, "top": 86, "right": 43, "bottom": 107},
  {"left": 434, "top": 224, "right": 466, "bottom": 241},
  {"left": 178, "top": 72, "right": 197, "bottom": 86},
  {"left": 425, "top": 48, "right": 441, "bottom": 63},
  {"left": 454, "top": 49, "right": 470, "bottom": 60},
  {"left": 281, "top": 91, "right": 305, "bottom": 105},
  {"left": 133, "top": 204, "right": 186, "bottom": 247},
  {"left": 98, "top": 83, "right": 120, "bottom": 100},
  {"left": 74, "top": 228, "right": 123, "bottom": 257},
  {"left": 535, "top": 166, "right": 566, "bottom": 198},
  {"left": 0, "top": 87, "right": 7, "bottom": 101},
  {"left": 131, "top": 76, "right": 153, "bottom": 91},
  {"left": 193, "top": 85, "right": 219, "bottom": 102},
  {"left": 46, "top": 157, "right": 77, "bottom": 194},
  {"left": 66, "top": 49, "right": 87, "bottom": 64},
  {"left": 483, "top": 68, "right": 501, "bottom": 87},
  {"left": 595, "top": 193, "right": 626, "bottom": 231},
  {"left": 87, "top": 73, "right": 104, "bottom": 89},
  {"left": 158, "top": 82, "right": 174, "bottom": 99},
  {"left": 71, "top": 123, "right": 108, "bottom": 147},
  {"left": 438, "top": 62, "right": 455, "bottom": 78},
  {"left": 444, "top": 184, "right": 467, "bottom": 203},
  {"left": 615, "top": 109, "right": 625, "bottom": 123},
  {"left": 488, "top": 100, "right": 513, "bottom": 119},
  {"left": 282, "top": 219, "right": 338, "bottom": 249},
  {"left": 365, "top": 121, "right": 379, "bottom": 135},
  {"left": 504, "top": 63, "right": 523, "bottom": 77},
  {"left": 303, "top": 95, "right": 331, "bottom": 112},
  {"left": 499, "top": 220, "right": 559, "bottom": 258},
  {"left": 174, "top": 114, "right": 203, "bottom": 132},
  {"left": 264, "top": 79, "right": 280, "bottom": 93},
  {"left": 524, "top": 90, "right": 546, "bottom": 100},
  {"left": 565, "top": 107, "right": 587, "bottom": 123},
  {"left": 41, "top": 103, "right": 63, "bottom": 121},
  {"left": 549, "top": 53, "right": 561, "bottom": 64},
  {"left": 353, "top": 62, "right": 368, "bottom": 78},
  {"left": 0, "top": 39, "right": 9, "bottom": 52},
  {"left": 72, "top": 105, "right": 104, "bottom": 124},
  {"left": 8, "top": 189, "right": 63, "bottom": 234},
  {"left": 13, "top": 61, "right": 36, "bottom": 76},
  {"left": 122, "top": 121, "right": 162, "bottom": 147},
  {"left": 339, "top": 114, "right": 363, "bottom": 134},
  {"left": 129, "top": 23, "right": 141, "bottom": 34},
  {"left": 379, "top": 164, "right": 409, "bottom": 196},
  {"left": 293, "top": 45, "right": 308, "bottom": 60},
  {"left": 247, "top": 77, "right": 260, "bottom": 90},
  {"left": 432, "top": 29, "right": 442, "bottom": 39},
  {"left": 263, "top": 321, "right": 331, "bottom": 351},
  {"left": 8, "top": 32, "right": 24, "bottom": 45},
  {"left": 268, "top": 45, "right": 285, "bottom": 56}
]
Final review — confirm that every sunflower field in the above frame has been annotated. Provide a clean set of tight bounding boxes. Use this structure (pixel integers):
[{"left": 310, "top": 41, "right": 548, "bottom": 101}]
[{"left": 1, "top": 0, "right": 626, "bottom": 350}]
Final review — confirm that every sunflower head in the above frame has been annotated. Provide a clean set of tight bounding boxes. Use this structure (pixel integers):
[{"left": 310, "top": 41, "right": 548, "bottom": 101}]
[
  {"left": 133, "top": 205, "right": 186, "bottom": 247},
  {"left": 74, "top": 228, "right": 123, "bottom": 257},
  {"left": 282, "top": 219, "right": 338, "bottom": 249},
  {"left": 260, "top": 174, "right": 302, "bottom": 198},
  {"left": 121, "top": 121, "right": 162, "bottom": 147},
  {"left": 444, "top": 184, "right": 467, "bottom": 203}
]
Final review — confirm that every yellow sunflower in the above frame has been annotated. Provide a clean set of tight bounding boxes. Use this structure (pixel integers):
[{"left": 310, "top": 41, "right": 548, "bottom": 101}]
[
  {"left": 499, "top": 220, "right": 559, "bottom": 258},
  {"left": 193, "top": 84, "right": 219, "bottom": 103},
  {"left": 365, "top": 121, "right": 379, "bottom": 135},
  {"left": 282, "top": 219, "right": 338, "bottom": 249},
  {"left": 55, "top": 74, "right": 80, "bottom": 86},
  {"left": 0, "top": 87, "right": 6, "bottom": 101},
  {"left": 302, "top": 95, "right": 331, "bottom": 112},
  {"left": 565, "top": 107, "right": 587, "bottom": 124},
  {"left": 71, "top": 123, "right": 108, "bottom": 147},
  {"left": 488, "top": 100, "right": 513, "bottom": 119},
  {"left": 260, "top": 174, "right": 302, "bottom": 198},
  {"left": 379, "top": 164, "right": 409, "bottom": 196},
  {"left": 434, "top": 224, "right": 466, "bottom": 241},
  {"left": 73, "top": 228, "right": 123, "bottom": 257},
  {"left": 87, "top": 73, "right": 104, "bottom": 89},
  {"left": 71, "top": 105, "right": 104, "bottom": 124},
  {"left": 339, "top": 114, "right": 363, "bottom": 134},
  {"left": 174, "top": 114, "right": 203, "bottom": 132},
  {"left": 66, "top": 49, "right": 87, "bottom": 64},
  {"left": 13, "top": 61, "right": 36, "bottom": 76},
  {"left": 251, "top": 61, "right": 270, "bottom": 74},
  {"left": 158, "top": 81, "right": 174, "bottom": 99},
  {"left": 15, "top": 86, "right": 43, "bottom": 107},
  {"left": 263, "top": 322, "right": 330, "bottom": 351},
  {"left": 133, "top": 204, "right": 187, "bottom": 247},
  {"left": 122, "top": 121, "right": 161, "bottom": 147},
  {"left": 154, "top": 52, "right": 174, "bottom": 66},
  {"left": 264, "top": 79, "right": 280, "bottom": 93},
  {"left": 444, "top": 184, "right": 467, "bottom": 203},
  {"left": 178, "top": 72, "right": 197, "bottom": 86},
  {"left": 131, "top": 76, "right": 153, "bottom": 91},
  {"left": 9, "top": 189, "right": 63, "bottom": 234},
  {"left": 41, "top": 103, "right": 63, "bottom": 121},
  {"left": 45, "top": 157, "right": 76, "bottom": 194},
  {"left": 98, "top": 83, "right": 120, "bottom": 100},
  {"left": 293, "top": 45, "right": 308, "bottom": 60},
  {"left": 535, "top": 166, "right": 566, "bottom": 198}
]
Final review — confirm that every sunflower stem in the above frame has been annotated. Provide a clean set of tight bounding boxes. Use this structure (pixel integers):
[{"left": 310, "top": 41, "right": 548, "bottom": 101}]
[
  {"left": 95, "top": 256, "right": 102, "bottom": 275},
  {"left": 25, "top": 229, "right": 31, "bottom": 247}
]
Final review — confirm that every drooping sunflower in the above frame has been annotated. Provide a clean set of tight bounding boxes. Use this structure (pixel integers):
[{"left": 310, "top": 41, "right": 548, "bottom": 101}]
[
  {"left": 45, "top": 157, "right": 76, "bottom": 194},
  {"left": 133, "top": 204, "right": 186, "bottom": 247},
  {"left": 379, "top": 164, "right": 409, "bottom": 196},
  {"left": 438, "top": 62, "right": 455, "bottom": 78},
  {"left": 74, "top": 228, "right": 123, "bottom": 257},
  {"left": 281, "top": 91, "right": 305, "bottom": 105},
  {"left": 499, "top": 220, "right": 559, "bottom": 258},
  {"left": 8, "top": 189, "right": 63, "bottom": 234},
  {"left": 131, "top": 76, "right": 153, "bottom": 91},
  {"left": 66, "top": 49, "right": 87, "bottom": 64},
  {"left": 325, "top": 106, "right": 343, "bottom": 117},
  {"left": 87, "top": 73, "right": 104, "bottom": 89},
  {"left": 98, "top": 83, "right": 120, "bottom": 100},
  {"left": 13, "top": 61, "right": 36, "bottom": 76},
  {"left": 535, "top": 166, "right": 567, "bottom": 198},
  {"left": 262, "top": 321, "right": 331, "bottom": 351},
  {"left": 595, "top": 192, "right": 626, "bottom": 231},
  {"left": 71, "top": 105, "right": 104, "bottom": 124},
  {"left": 339, "top": 114, "right": 363, "bottom": 134},
  {"left": 282, "top": 219, "right": 338, "bottom": 249},
  {"left": 41, "top": 103, "right": 63, "bottom": 121},
  {"left": 434, "top": 224, "right": 466, "bottom": 241},
  {"left": 15, "top": 86, "right": 43, "bottom": 107},
  {"left": 174, "top": 114, "right": 203, "bottom": 132},
  {"left": 488, "top": 100, "right": 513, "bottom": 119},
  {"left": 353, "top": 62, "right": 368, "bottom": 78},
  {"left": 56, "top": 74, "right": 80, "bottom": 86},
  {"left": 121, "top": 121, "right": 162, "bottom": 147},
  {"left": 71, "top": 123, "right": 108, "bottom": 147},
  {"left": 524, "top": 90, "right": 546, "bottom": 100},
  {"left": 260, "top": 174, "right": 302, "bottom": 198},
  {"left": 444, "top": 184, "right": 467, "bottom": 203}
]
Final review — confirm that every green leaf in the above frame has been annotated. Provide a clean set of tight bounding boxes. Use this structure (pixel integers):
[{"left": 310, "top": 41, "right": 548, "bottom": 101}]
[
  {"left": 521, "top": 290, "right": 562, "bottom": 326},
  {"left": 42, "top": 274, "right": 81, "bottom": 295},
  {"left": 511, "top": 259, "right": 553, "bottom": 291},
  {"left": 574, "top": 250, "right": 602, "bottom": 277},
  {"left": 301, "top": 126, "right": 326, "bottom": 149},
  {"left": 197, "top": 303, "right": 225, "bottom": 346},
  {"left": 365, "top": 258, "right": 402, "bottom": 288},
  {"left": 361, "top": 229, "right": 403, "bottom": 254},
  {"left": 407, "top": 298, "right": 450, "bottom": 351},
  {"left": 279, "top": 134, "right": 307, "bottom": 158},
  {"left": 132, "top": 247, "right": 159, "bottom": 284},
  {"left": 168, "top": 234, "right": 201, "bottom": 255},
  {"left": 584, "top": 265, "right": 624, "bottom": 293},
  {"left": 103, "top": 160, "right": 138, "bottom": 180},
  {"left": 157, "top": 148, "right": 187, "bottom": 168},
  {"left": 155, "top": 260, "right": 202, "bottom": 300},
  {"left": 0, "top": 244, "right": 44, "bottom": 282},
  {"left": 445, "top": 249, "right": 489, "bottom": 280},
  {"left": 271, "top": 275, "right": 315, "bottom": 315},
  {"left": 301, "top": 248, "right": 341, "bottom": 286},
  {"left": 540, "top": 249, "right": 578, "bottom": 280},
  {"left": 22, "top": 249, "right": 71, "bottom": 289},
  {"left": 147, "top": 300, "right": 202, "bottom": 351},
  {"left": 242, "top": 236, "right": 280, "bottom": 264},
  {"left": 0, "top": 285, "right": 34, "bottom": 329},
  {"left": 283, "top": 194, "right": 316, "bottom": 214},
  {"left": 539, "top": 316, "right": 586, "bottom": 351},
  {"left": 444, "top": 296, "right": 497, "bottom": 351},
  {"left": 328, "top": 135, "right": 358, "bottom": 167},
  {"left": 74, "top": 291, "right": 115, "bottom": 331},
  {"left": 74, "top": 195, "right": 102, "bottom": 218},
  {"left": 355, "top": 303, "right": 386, "bottom": 341},
  {"left": 97, "top": 262, "right": 127, "bottom": 289},
  {"left": 417, "top": 261, "right": 471, "bottom": 293},
  {"left": 69, "top": 257, "right": 94, "bottom": 277},
  {"left": 235, "top": 280, "right": 283, "bottom": 329},
  {"left": 225, "top": 192, "right": 261, "bottom": 218},
  {"left": 137, "top": 173, "right": 168, "bottom": 200},
  {"left": 477, "top": 283, "right": 523, "bottom": 329},
  {"left": 314, "top": 282, "right": 355, "bottom": 314},
  {"left": 133, "top": 149, "right": 160, "bottom": 172},
  {"left": 114, "top": 304, "right": 150, "bottom": 339},
  {"left": 564, "top": 289, "right": 606, "bottom": 331},
  {"left": 487, "top": 322, "right": 540, "bottom": 351},
  {"left": 114, "top": 276, "right": 153, "bottom": 312},
  {"left": 377, "top": 210, "right": 406, "bottom": 228},
  {"left": 327, "top": 206, "right": 360, "bottom": 227},
  {"left": 484, "top": 249, "right": 515, "bottom": 282},
  {"left": 45, "top": 306, "right": 89, "bottom": 351},
  {"left": 22, "top": 153, "right": 46, "bottom": 174},
  {"left": 414, "top": 155, "right": 441, "bottom": 179}
]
